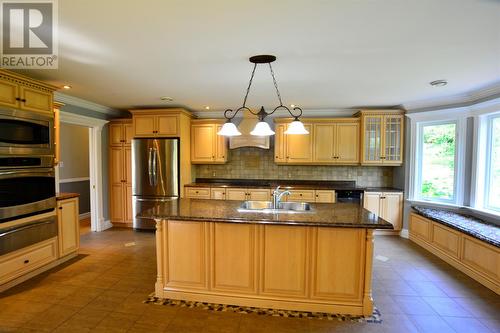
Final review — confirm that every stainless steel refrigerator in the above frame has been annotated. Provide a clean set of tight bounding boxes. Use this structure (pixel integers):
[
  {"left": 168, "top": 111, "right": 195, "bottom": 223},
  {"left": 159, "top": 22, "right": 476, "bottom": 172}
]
[{"left": 132, "top": 138, "right": 179, "bottom": 230}]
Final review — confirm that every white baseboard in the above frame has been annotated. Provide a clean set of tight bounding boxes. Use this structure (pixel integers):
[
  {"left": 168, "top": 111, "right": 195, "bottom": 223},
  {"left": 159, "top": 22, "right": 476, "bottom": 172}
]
[
  {"left": 79, "top": 212, "right": 90, "bottom": 220},
  {"left": 99, "top": 219, "right": 113, "bottom": 231},
  {"left": 400, "top": 228, "right": 409, "bottom": 239}
]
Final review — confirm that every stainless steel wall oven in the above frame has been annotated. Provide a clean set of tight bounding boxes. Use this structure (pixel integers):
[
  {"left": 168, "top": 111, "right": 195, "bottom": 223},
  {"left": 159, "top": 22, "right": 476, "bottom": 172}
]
[{"left": 0, "top": 167, "right": 55, "bottom": 222}]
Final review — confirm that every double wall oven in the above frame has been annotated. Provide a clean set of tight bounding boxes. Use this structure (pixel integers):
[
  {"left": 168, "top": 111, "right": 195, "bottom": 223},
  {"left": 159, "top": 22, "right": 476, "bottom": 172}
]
[{"left": 0, "top": 107, "right": 57, "bottom": 255}]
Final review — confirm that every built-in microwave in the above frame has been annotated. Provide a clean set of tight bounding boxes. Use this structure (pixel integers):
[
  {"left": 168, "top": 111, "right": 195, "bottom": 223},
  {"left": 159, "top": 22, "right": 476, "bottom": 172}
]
[{"left": 0, "top": 108, "right": 54, "bottom": 156}]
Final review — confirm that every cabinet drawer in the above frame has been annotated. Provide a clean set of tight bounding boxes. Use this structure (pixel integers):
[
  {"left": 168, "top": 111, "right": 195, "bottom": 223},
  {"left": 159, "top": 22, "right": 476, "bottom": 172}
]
[
  {"left": 0, "top": 238, "right": 57, "bottom": 285},
  {"left": 287, "top": 190, "right": 315, "bottom": 202},
  {"left": 248, "top": 189, "right": 271, "bottom": 201},
  {"left": 315, "top": 190, "right": 336, "bottom": 203},
  {"left": 431, "top": 223, "right": 460, "bottom": 258},
  {"left": 185, "top": 187, "right": 211, "bottom": 199},
  {"left": 410, "top": 214, "right": 431, "bottom": 241},
  {"left": 210, "top": 188, "right": 226, "bottom": 200}
]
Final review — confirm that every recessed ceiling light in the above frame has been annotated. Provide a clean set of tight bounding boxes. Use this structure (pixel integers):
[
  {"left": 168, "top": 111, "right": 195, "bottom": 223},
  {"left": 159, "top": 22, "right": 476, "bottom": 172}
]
[
  {"left": 62, "top": 85, "right": 71, "bottom": 89},
  {"left": 160, "top": 96, "right": 173, "bottom": 101},
  {"left": 204, "top": 106, "right": 210, "bottom": 110},
  {"left": 430, "top": 80, "right": 447, "bottom": 87}
]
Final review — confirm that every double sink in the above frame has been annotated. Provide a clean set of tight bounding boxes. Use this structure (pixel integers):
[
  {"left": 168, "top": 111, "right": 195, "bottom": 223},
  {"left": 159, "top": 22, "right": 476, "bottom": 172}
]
[{"left": 237, "top": 201, "right": 312, "bottom": 214}]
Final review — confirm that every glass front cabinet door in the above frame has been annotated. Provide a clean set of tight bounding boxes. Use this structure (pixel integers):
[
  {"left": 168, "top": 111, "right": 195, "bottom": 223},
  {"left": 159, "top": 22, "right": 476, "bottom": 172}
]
[{"left": 358, "top": 111, "right": 404, "bottom": 165}]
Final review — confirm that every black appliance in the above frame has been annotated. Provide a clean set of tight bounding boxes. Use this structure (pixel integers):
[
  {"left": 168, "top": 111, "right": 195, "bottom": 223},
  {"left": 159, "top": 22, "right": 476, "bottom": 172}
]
[{"left": 336, "top": 190, "right": 364, "bottom": 204}]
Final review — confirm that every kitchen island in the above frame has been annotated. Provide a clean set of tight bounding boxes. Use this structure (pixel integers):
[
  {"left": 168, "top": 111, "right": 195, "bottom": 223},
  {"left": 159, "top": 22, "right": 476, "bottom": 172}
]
[{"left": 141, "top": 198, "right": 393, "bottom": 316}]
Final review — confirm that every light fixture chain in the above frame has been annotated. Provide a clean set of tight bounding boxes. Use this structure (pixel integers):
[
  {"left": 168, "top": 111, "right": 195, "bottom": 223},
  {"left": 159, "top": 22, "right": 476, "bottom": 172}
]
[
  {"left": 242, "top": 63, "right": 257, "bottom": 108},
  {"left": 269, "top": 63, "right": 284, "bottom": 106}
]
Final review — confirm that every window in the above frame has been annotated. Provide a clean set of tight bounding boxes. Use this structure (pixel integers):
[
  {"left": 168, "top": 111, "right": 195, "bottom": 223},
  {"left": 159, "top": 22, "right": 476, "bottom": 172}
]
[
  {"left": 415, "top": 121, "right": 459, "bottom": 203},
  {"left": 484, "top": 115, "right": 500, "bottom": 211}
]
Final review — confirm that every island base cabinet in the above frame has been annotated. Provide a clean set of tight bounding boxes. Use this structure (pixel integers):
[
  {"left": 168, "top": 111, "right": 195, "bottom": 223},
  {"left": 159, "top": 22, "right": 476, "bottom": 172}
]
[{"left": 155, "top": 220, "right": 375, "bottom": 315}]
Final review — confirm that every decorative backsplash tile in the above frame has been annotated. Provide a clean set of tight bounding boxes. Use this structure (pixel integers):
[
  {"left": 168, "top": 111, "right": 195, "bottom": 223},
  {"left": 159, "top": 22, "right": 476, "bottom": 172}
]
[{"left": 194, "top": 147, "right": 394, "bottom": 187}]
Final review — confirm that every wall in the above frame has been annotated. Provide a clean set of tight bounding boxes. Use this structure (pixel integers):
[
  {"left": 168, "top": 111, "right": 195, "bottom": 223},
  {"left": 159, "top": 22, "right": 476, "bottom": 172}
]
[
  {"left": 195, "top": 146, "right": 394, "bottom": 187},
  {"left": 58, "top": 123, "right": 90, "bottom": 215},
  {"left": 59, "top": 103, "right": 118, "bottom": 220}
]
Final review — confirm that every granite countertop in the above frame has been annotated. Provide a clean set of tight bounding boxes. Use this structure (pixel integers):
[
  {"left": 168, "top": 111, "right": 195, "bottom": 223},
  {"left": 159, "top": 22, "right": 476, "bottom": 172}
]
[
  {"left": 56, "top": 192, "right": 80, "bottom": 201},
  {"left": 184, "top": 179, "right": 402, "bottom": 192},
  {"left": 412, "top": 206, "right": 499, "bottom": 248},
  {"left": 140, "top": 198, "right": 394, "bottom": 229}
]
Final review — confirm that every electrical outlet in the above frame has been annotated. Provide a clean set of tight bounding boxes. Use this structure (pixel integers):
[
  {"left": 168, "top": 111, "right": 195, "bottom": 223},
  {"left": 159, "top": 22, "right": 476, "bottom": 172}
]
[
  {"left": 212, "top": 171, "right": 216, "bottom": 177},
  {"left": 59, "top": 161, "right": 64, "bottom": 168}
]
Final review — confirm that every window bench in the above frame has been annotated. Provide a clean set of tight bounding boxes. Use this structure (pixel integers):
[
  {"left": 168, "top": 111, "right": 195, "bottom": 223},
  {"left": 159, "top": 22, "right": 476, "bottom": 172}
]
[{"left": 409, "top": 207, "right": 499, "bottom": 294}]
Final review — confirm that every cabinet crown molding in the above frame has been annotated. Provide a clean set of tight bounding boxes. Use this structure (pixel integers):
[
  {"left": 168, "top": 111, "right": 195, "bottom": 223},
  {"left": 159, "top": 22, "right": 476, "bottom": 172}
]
[
  {"left": 274, "top": 117, "right": 359, "bottom": 123},
  {"left": 129, "top": 108, "right": 194, "bottom": 118}
]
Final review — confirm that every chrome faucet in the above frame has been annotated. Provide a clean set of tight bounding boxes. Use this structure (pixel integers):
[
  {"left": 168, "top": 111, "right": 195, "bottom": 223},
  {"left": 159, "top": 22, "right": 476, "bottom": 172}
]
[{"left": 272, "top": 186, "right": 290, "bottom": 209}]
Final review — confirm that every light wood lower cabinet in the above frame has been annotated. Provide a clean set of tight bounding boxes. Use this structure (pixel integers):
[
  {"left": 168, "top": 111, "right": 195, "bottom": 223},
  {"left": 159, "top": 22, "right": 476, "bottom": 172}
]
[
  {"left": 109, "top": 120, "right": 133, "bottom": 225},
  {"left": 409, "top": 213, "right": 499, "bottom": 294},
  {"left": 211, "top": 223, "right": 258, "bottom": 293},
  {"left": 156, "top": 219, "right": 374, "bottom": 315},
  {"left": 210, "top": 188, "right": 226, "bottom": 200},
  {"left": 186, "top": 187, "right": 211, "bottom": 199},
  {"left": 363, "top": 192, "right": 403, "bottom": 230},
  {"left": 314, "top": 190, "right": 336, "bottom": 203},
  {"left": 0, "top": 238, "right": 58, "bottom": 286},
  {"left": 260, "top": 225, "right": 309, "bottom": 298},
  {"left": 57, "top": 197, "right": 79, "bottom": 257},
  {"left": 225, "top": 188, "right": 271, "bottom": 201}
]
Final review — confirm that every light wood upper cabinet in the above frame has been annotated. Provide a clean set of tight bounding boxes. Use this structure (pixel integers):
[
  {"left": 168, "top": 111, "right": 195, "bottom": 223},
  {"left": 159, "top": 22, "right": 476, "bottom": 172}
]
[
  {"left": 191, "top": 121, "right": 227, "bottom": 164},
  {"left": 109, "top": 120, "right": 133, "bottom": 146},
  {"left": 274, "top": 121, "right": 313, "bottom": 164},
  {"left": 313, "top": 121, "right": 359, "bottom": 164},
  {"left": 286, "top": 124, "right": 313, "bottom": 163},
  {"left": 0, "top": 70, "right": 57, "bottom": 114},
  {"left": 19, "top": 86, "right": 53, "bottom": 114},
  {"left": 274, "top": 123, "right": 287, "bottom": 163},
  {"left": 0, "top": 79, "right": 19, "bottom": 108},
  {"left": 276, "top": 118, "right": 360, "bottom": 165},
  {"left": 132, "top": 111, "right": 184, "bottom": 138},
  {"left": 157, "top": 115, "right": 178, "bottom": 136},
  {"left": 313, "top": 124, "right": 335, "bottom": 163},
  {"left": 57, "top": 197, "right": 79, "bottom": 257},
  {"left": 363, "top": 191, "right": 403, "bottom": 231},
  {"left": 336, "top": 123, "right": 359, "bottom": 163},
  {"left": 357, "top": 110, "right": 404, "bottom": 165}
]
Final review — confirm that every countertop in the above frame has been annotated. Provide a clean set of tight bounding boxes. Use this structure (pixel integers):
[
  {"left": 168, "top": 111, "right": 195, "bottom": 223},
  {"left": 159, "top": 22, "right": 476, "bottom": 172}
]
[
  {"left": 140, "top": 198, "right": 394, "bottom": 229},
  {"left": 184, "top": 178, "right": 402, "bottom": 192},
  {"left": 412, "top": 206, "right": 499, "bottom": 248},
  {"left": 56, "top": 192, "right": 80, "bottom": 201}
]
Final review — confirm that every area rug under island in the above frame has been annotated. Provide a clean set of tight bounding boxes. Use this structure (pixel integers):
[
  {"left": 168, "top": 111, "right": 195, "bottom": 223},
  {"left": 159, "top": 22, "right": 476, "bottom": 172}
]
[{"left": 142, "top": 199, "right": 393, "bottom": 316}]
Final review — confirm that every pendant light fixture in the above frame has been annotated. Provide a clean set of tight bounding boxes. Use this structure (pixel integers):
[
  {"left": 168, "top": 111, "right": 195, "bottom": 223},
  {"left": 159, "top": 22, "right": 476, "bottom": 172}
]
[{"left": 217, "top": 55, "right": 308, "bottom": 137}]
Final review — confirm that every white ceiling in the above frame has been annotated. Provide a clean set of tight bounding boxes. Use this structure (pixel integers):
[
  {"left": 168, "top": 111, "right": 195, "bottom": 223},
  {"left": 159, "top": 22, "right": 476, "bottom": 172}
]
[{"left": 16, "top": 0, "right": 500, "bottom": 113}]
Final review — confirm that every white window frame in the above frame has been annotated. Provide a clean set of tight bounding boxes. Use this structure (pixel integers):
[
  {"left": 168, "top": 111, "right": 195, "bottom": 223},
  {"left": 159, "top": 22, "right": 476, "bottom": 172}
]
[
  {"left": 407, "top": 108, "right": 467, "bottom": 207},
  {"left": 472, "top": 111, "right": 500, "bottom": 214}
]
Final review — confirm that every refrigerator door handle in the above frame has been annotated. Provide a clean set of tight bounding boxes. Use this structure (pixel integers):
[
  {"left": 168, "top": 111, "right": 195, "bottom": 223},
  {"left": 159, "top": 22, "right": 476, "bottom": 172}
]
[
  {"left": 152, "top": 148, "right": 158, "bottom": 186},
  {"left": 148, "top": 148, "right": 154, "bottom": 186}
]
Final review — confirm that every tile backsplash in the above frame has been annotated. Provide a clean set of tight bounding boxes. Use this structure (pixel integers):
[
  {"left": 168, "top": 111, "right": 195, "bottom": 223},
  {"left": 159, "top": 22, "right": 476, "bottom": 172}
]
[{"left": 194, "top": 147, "right": 393, "bottom": 187}]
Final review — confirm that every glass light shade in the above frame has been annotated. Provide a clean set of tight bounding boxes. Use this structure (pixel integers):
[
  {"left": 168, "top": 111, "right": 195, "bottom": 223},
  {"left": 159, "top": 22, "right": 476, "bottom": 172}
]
[
  {"left": 217, "top": 122, "right": 242, "bottom": 136},
  {"left": 250, "top": 121, "right": 275, "bottom": 136},
  {"left": 285, "top": 119, "right": 309, "bottom": 135}
]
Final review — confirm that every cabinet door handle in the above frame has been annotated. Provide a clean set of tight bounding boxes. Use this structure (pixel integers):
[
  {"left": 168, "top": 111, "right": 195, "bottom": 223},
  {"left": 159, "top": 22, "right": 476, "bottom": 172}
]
[
  {"left": 15, "top": 97, "right": 21, "bottom": 101},
  {"left": 58, "top": 207, "right": 63, "bottom": 210},
  {"left": 24, "top": 259, "right": 30, "bottom": 264},
  {"left": 275, "top": 156, "right": 278, "bottom": 158}
]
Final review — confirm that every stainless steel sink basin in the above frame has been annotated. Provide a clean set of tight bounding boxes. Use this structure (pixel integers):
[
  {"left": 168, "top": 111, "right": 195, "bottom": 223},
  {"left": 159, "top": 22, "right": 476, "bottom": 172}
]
[{"left": 238, "top": 201, "right": 312, "bottom": 213}]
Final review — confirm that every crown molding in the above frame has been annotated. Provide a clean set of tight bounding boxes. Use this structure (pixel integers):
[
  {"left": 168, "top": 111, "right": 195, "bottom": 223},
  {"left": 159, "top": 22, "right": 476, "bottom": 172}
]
[
  {"left": 54, "top": 92, "right": 122, "bottom": 117},
  {"left": 193, "top": 108, "right": 357, "bottom": 119},
  {"left": 403, "top": 81, "right": 500, "bottom": 113}
]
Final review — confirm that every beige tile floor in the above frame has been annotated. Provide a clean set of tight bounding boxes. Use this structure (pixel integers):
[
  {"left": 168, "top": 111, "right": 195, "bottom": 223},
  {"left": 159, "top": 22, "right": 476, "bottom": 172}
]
[{"left": 0, "top": 228, "right": 499, "bottom": 333}]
